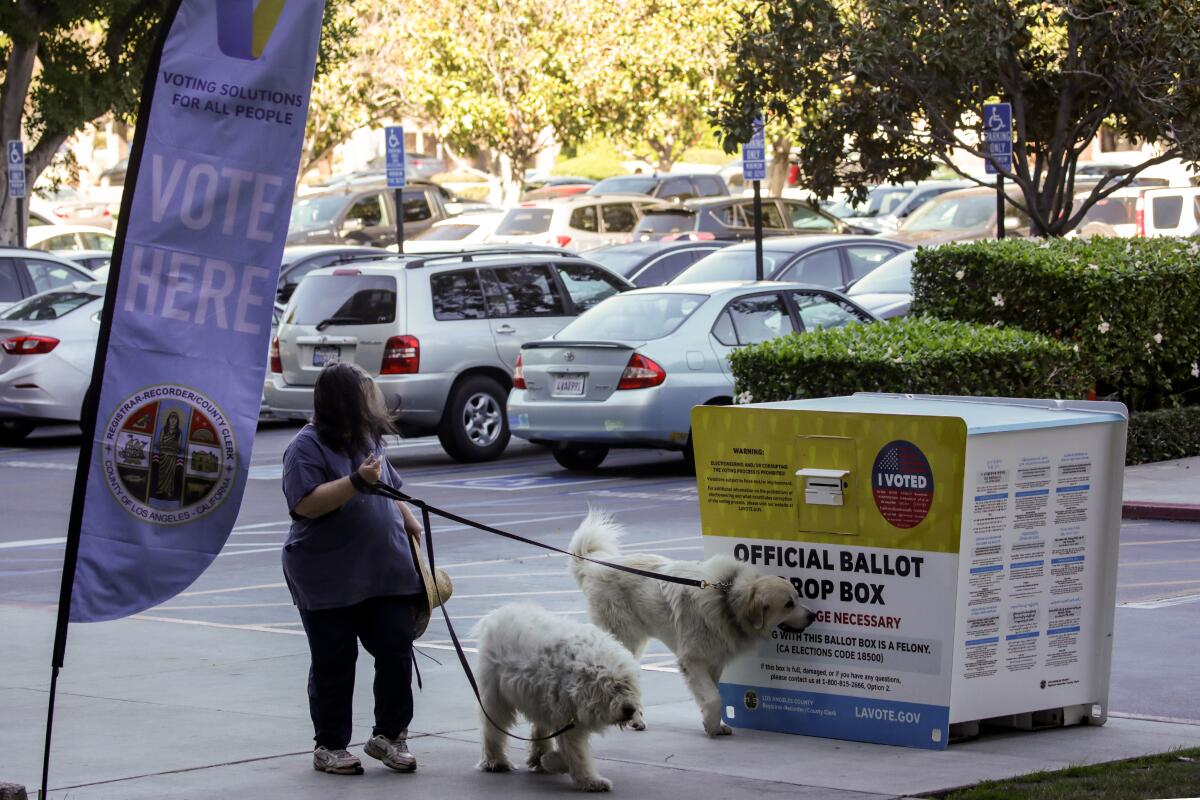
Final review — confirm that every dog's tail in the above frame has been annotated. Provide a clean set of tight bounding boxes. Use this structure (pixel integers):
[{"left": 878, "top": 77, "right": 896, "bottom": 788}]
[{"left": 568, "top": 506, "right": 624, "bottom": 587}]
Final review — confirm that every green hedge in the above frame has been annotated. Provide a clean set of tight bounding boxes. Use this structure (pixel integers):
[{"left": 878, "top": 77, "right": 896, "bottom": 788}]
[
  {"left": 910, "top": 238, "right": 1200, "bottom": 409},
  {"left": 730, "top": 317, "right": 1090, "bottom": 403},
  {"left": 1126, "top": 406, "right": 1200, "bottom": 465}
]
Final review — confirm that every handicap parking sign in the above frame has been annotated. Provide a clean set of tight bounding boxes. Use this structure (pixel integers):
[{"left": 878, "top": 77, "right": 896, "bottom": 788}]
[
  {"left": 7, "top": 140, "right": 25, "bottom": 199},
  {"left": 385, "top": 126, "right": 405, "bottom": 188}
]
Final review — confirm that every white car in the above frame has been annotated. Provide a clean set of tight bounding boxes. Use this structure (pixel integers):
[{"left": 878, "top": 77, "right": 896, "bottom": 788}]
[
  {"left": 403, "top": 211, "right": 505, "bottom": 254},
  {"left": 486, "top": 196, "right": 656, "bottom": 252},
  {"left": 27, "top": 224, "right": 116, "bottom": 254}
]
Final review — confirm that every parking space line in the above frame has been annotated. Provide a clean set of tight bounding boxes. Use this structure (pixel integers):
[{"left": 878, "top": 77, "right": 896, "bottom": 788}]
[
  {"left": 452, "top": 589, "right": 579, "bottom": 599},
  {"left": 1119, "top": 558, "right": 1200, "bottom": 567},
  {"left": 1117, "top": 578, "right": 1200, "bottom": 588},
  {"left": 178, "top": 582, "right": 287, "bottom": 597},
  {"left": 157, "top": 602, "right": 295, "bottom": 610},
  {"left": 1119, "top": 593, "right": 1200, "bottom": 609},
  {"left": 216, "top": 547, "right": 280, "bottom": 558},
  {"left": 0, "top": 537, "right": 67, "bottom": 550},
  {"left": 1119, "top": 538, "right": 1200, "bottom": 547}
]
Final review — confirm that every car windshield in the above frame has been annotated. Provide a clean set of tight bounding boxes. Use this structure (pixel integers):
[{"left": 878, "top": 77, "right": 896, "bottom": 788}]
[
  {"left": 496, "top": 208, "right": 553, "bottom": 235},
  {"left": 585, "top": 248, "right": 651, "bottom": 278},
  {"left": 634, "top": 212, "right": 693, "bottom": 235},
  {"left": 671, "top": 248, "right": 785, "bottom": 284},
  {"left": 588, "top": 176, "right": 658, "bottom": 195},
  {"left": 290, "top": 195, "right": 347, "bottom": 229},
  {"left": 828, "top": 186, "right": 913, "bottom": 218},
  {"left": 847, "top": 251, "right": 914, "bottom": 295},
  {"left": 286, "top": 274, "right": 396, "bottom": 326},
  {"left": 901, "top": 193, "right": 994, "bottom": 232},
  {"left": 555, "top": 292, "right": 708, "bottom": 341},
  {"left": 1, "top": 289, "right": 100, "bottom": 320},
  {"left": 415, "top": 223, "right": 479, "bottom": 241}
]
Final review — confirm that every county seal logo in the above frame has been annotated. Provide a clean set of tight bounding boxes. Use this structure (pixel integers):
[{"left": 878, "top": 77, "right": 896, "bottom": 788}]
[{"left": 102, "top": 385, "right": 237, "bottom": 525}]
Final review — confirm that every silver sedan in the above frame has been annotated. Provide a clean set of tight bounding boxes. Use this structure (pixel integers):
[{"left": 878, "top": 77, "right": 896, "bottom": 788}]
[
  {"left": 507, "top": 281, "right": 877, "bottom": 470},
  {"left": 0, "top": 282, "right": 104, "bottom": 443}
]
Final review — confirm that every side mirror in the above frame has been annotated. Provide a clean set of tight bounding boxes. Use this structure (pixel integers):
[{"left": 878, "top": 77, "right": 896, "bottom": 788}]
[
  {"left": 341, "top": 217, "right": 365, "bottom": 232},
  {"left": 277, "top": 282, "right": 296, "bottom": 304},
  {"left": 1003, "top": 216, "right": 1021, "bottom": 231}
]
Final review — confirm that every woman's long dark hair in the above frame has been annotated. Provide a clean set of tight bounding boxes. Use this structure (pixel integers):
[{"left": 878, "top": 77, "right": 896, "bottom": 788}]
[{"left": 312, "top": 363, "right": 395, "bottom": 457}]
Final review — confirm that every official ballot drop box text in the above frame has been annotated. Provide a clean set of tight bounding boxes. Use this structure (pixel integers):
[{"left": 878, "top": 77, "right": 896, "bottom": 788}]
[{"left": 693, "top": 394, "right": 1127, "bottom": 749}]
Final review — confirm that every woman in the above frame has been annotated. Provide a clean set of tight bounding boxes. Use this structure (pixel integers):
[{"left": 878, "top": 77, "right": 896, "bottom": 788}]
[{"left": 281, "top": 362, "right": 425, "bottom": 775}]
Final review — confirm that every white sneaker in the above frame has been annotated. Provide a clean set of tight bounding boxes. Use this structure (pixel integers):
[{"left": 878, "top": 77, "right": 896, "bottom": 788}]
[
  {"left": 313, "top": 746, "right": 363, "bottom": 775},
  {"left": 365, "top": 731, "right": 417, "bottom": 772}
]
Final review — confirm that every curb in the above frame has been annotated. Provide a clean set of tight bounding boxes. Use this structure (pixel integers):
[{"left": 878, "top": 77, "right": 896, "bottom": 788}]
[{"left": 1121, "top": 501, "right": 1200, "bottom": 522}]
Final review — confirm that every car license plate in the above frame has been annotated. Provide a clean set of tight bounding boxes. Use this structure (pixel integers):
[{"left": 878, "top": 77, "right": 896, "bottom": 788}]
[
  {"left": 552, "top": 374, "right": 586, "bottom": 396},
  {"left": 312, "top": 345, "right": 341, "bottom": 367}
]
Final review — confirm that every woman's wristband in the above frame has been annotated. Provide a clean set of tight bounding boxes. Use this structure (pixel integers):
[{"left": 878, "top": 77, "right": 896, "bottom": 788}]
[{"left": 348, "top": 470, "right": 371, "bottom": 493}]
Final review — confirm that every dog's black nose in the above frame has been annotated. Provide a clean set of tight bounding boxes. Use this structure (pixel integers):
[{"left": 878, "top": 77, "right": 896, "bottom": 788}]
[{"left": 621, "top": 703, "right": 637, "bottom": 721}]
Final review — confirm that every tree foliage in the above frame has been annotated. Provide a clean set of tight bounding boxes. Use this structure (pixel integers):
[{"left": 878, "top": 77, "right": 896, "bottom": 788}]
[
  {"left": 717, "top": 0, "right": 1200, "bottom": 235},
  {"left": 0, "top": 0, "right": 350, "bottom": 244}
]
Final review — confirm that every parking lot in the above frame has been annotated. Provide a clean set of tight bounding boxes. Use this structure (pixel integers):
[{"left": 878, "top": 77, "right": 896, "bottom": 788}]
[{"left": 4, "top": 422, "right": 1200, "bottom": 796}]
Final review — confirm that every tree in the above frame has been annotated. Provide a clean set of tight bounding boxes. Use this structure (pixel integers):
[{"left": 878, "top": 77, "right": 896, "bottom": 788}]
[
  {"left": 0, "top": 1, "right": 350, "bottom": 244},
  {"left": 717, "top": 0, "right": 1200, "bottom": 235},
  {"left": 401, "top": 0, "right": 595, "bottom": 202},
  {"left": 589, "top": 0, "right": 743, "bottom": 173}
]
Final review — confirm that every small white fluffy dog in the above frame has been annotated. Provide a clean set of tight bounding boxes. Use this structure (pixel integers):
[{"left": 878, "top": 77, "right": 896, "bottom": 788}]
[
  {"left": 569, "top": 509, "right": 817, "bottom": 736},
  {"left": 473, "top": 603, "right": 644, "bottom": 792}
]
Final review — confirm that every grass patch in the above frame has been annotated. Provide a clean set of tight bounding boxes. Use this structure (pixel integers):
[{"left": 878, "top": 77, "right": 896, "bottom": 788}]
[{"left": 925, "top": 747, "right": 1200, "bottom": 800}]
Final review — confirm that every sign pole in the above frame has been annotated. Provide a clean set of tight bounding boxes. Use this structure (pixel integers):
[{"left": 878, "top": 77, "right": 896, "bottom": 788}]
[
  {"left": 741, "top": 114, "right": 767, "bottom": 281},
  {"left": 996, "top": 175, "right": 1005, "bottom": 241},
  {"left": 16, "top": 195, "right": 25, "bottom": 248},
  {"left": 982, "top": 102, "right": 1012, "bottom": 241},
  {"left": 385, "top": 125, "right": 406, "bottom": 253},
  {"left": 753, "top": 180, "right": 764, "bottom": 281}
]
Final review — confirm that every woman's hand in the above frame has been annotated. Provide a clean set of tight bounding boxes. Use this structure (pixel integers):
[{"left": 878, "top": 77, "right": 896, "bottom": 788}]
[{"left": 357, "top": 453, "right": 382, "bottom": 486}]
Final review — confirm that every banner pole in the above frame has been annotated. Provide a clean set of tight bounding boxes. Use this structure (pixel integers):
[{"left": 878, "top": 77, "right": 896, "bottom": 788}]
[{"left": 39, "top": 3, "right": 182, "bottom": 797}]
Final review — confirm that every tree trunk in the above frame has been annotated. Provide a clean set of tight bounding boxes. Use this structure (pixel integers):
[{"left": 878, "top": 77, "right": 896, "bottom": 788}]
[
  {"left": 767, "top": 136, "right": 791, "bottom": 197},
  {"left": 0, "top": 32, "right": 39, "bottom": 247}
]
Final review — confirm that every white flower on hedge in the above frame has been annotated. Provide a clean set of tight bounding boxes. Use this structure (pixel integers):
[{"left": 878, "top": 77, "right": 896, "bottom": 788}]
[
  {"left": 992, "top": 293, "right": 1005, "bottom": 307},
  {"left": 955, "top": 270, "right": 965, "bottom": 280},
  {"left": 1087, "top": 263, "right": 1099, "bottom": 270},
  {"left": 1073, "top": 344, "right": 1080, "bottom": 353},
  {"left": 1192, "top": 362, "right": 1200, "bottom": 378},
  {"left": 893, "top": 356, "right": 904, "bottom": 363},
  {"left": 1154, "top": 333, "right": 1163, "bottom": 344},
  {"left": 847, "top": 348, "right": 856, "bottom": 356},
  {"left": 1098, "top": 321, "right": 1111, "bottom": 334},
  {"left": 735, "top": 390, "right": 753, "bottom": 405}
]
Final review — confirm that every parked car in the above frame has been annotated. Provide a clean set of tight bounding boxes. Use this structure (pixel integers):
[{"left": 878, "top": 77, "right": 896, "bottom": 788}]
[
  {"left": 265, "top": 249, "right": 635, "bottom": 461},
  {"left": 486, "top": 196, "right": 657, "bottom": 252},
  {"left": 507, "top": 281, "right": 877, "bottom": 469},
  {"left": 890, "top": 186, "right": 1036, "bottom": 245},
  {"left": 404, "top": 212, "right": 506, "bottom": 254},
  {"left": 585, "top": 240, "right": 734, "bottom": 287},
  {"left": 276, "top": 244, "right": 391, "bottom": 305},
  {"left": 287, "top": 183, "right": 450, "bottom": 247},
  {"left": 670, "top": 235, "right": 911, "bottom": 291},
  {"left": 522, "top": 176, "right": 596, "bottom": 201},
  {"left": 27, "top": 224, "right": 116, "bottom": 254},
  {"left": 98, "top": 158, "right": 128, "bottom": 187},
  {"left": 1141, "top": 187, "right": 1200, "bottom": 237},
  {"left": 0, "top": 249, "right": 96, "bottom": 313},
  {"left": 825, "top": 181, "right": 974, "bottom": 234},
  {"left": 31, "top": 184, "right": 115, "bottom": 229},
  {"left": 845, "top": 249, "right": 915, "bottom": 319},
  {"left": 632, "top": 196, "right": 848, "bottom": 241},
  {"left": 60, "top": 250, "right": 113, "bottom": 277},
  {"left": 586, "top": 173, "right": 730, "bottom": 201},
  {"left": 0, "top": 281, "right": 104, "bottom": 443}
]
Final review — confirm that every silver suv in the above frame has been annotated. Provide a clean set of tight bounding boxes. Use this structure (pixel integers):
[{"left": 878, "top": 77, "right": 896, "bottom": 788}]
[{"left": 264, "top": 249, "right": 633, "bottom": 461}]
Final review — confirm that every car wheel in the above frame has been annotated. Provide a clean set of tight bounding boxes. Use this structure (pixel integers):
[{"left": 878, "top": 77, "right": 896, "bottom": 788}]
[
  {"left": 552, "top": 443, "right": 609, "bottom": 471},
  {"left": 438, "top": 376, "right": 511, "bottom": 462},
  {"left": 0, "top": 420, "right": 35, "bottom": 445}
]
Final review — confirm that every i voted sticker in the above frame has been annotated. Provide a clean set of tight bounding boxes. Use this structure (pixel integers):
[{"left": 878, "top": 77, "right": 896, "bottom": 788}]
[{"left": 871, "top": 440, "right": 934, "bottom": 529}]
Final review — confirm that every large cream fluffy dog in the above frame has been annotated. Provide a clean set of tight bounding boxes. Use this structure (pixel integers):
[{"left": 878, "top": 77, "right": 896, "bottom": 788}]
[
  {"left": 569, "top": 509, "right": 816, "bottom": 736},
  {"left": 473, "top": 603, "right": 644, "bottom": 792}
]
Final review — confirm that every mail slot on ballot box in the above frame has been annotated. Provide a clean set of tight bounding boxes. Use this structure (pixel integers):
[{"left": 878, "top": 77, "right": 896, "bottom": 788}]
[{"left": 692, "top": 393, "right": 1127, "bottom": 749}]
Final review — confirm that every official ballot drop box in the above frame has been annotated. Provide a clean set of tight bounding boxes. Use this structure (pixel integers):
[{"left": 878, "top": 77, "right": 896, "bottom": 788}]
[{"left": 692, "top": 394, "right": 1128, "bottom": 750}]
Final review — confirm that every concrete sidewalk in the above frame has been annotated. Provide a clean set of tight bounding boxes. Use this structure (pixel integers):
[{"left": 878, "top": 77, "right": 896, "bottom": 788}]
[
  {"left": 1123, "top": 456, "right": 1200, "bottom": 521},
  {"left": 5, "top": 606, "right": 1200, "bottom": 800}
]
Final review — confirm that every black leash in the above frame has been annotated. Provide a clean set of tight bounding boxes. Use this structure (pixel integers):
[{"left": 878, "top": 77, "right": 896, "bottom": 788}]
[{"left": 372, "top": 481, "right": 708, "bottom": 590}]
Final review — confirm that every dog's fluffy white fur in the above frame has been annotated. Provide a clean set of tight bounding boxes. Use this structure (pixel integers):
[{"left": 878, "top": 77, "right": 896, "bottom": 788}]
[
  {"left": 569, "top": 509, "right": 816, "bottom": 736},
  {"left": 473, "top": 603, "right": 644, "bottom": 792}
]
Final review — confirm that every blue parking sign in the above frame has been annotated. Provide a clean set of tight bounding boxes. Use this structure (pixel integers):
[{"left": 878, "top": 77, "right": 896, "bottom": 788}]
[
  {"left": 742, "top": 114, "right": 767, "bottom": 182},
  {"left": 7, "top": 140, "right": 25, "bottom": 199},
  {"left": 385, "top": 126, "right": 405, "bottom": 188},
  {"left": 982, "top": 103, "right": 1012, "bottom": 174}
]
